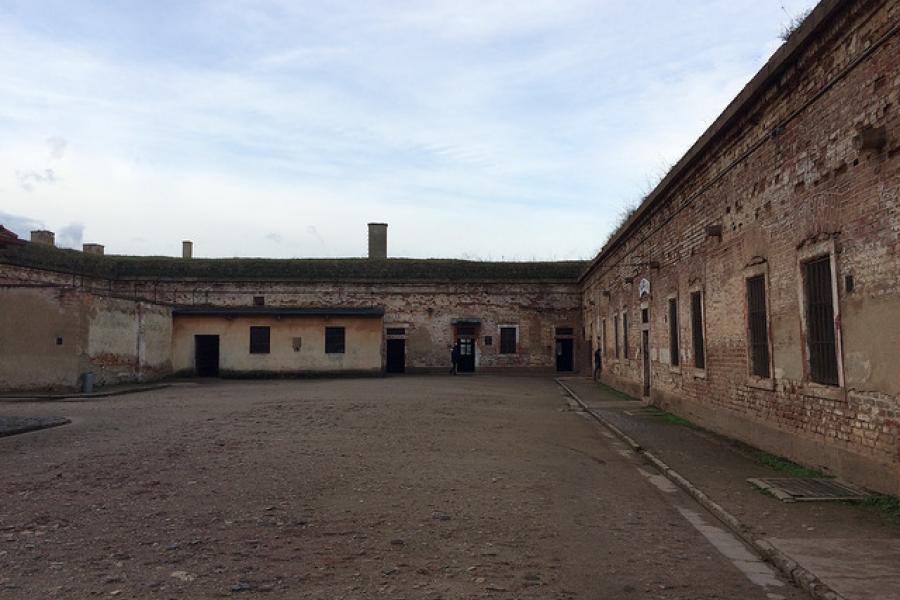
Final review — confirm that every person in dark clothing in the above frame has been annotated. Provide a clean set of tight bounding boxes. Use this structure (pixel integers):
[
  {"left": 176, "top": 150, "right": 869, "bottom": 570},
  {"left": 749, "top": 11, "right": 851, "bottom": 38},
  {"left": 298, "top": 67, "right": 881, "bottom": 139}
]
[
  {"left": 450, "top": 342, "right": 461, "bottom": 375},
  {"left": 593, "top": 347, "right": 602, "bottom": 381}
]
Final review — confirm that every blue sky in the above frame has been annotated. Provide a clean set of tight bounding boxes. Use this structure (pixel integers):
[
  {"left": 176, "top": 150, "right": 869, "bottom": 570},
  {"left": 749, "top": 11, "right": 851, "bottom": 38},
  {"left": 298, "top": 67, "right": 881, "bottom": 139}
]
[{"left": 0, "top": 0, "right": 817, "bottom": 259}]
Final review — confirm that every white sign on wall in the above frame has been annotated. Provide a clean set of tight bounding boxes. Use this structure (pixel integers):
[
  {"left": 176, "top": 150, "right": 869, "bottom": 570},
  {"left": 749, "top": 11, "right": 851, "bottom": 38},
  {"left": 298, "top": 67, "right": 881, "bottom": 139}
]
[{"left": 639, "top": 278, "right": 651, "bottom": 298}]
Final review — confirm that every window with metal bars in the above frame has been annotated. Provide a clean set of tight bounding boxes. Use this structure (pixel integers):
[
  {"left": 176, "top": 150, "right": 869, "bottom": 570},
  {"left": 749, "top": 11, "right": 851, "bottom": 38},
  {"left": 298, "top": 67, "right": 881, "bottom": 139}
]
[
  {"left": 690, "top": 291, "right": 705, "bottom": 369},
  {"left": 602, "top": 319, "right": 607, "bottom": 355},
  {"left": 804, "top": 256, "right": 839, "bottom": 385},
  {"left": 622, "top": 309, "right": 629, "bottom": 359},
  {"left": 499, "top": 327, "right": 517, "bottom": 354},
  {"left": 668, "top": 298, "right": 680, "bottom": 366},
  {"left": 746, "top": 276, "right": 770, "bottom": 378},
  {"left": 249, "top": 326, "right": 270, "bottom": 354},
  {"left": 614, "top": 314, "right": 620, "bottom": 358},
  {"left": 325, "top": 327, "right": 345, "bottom": 354}
]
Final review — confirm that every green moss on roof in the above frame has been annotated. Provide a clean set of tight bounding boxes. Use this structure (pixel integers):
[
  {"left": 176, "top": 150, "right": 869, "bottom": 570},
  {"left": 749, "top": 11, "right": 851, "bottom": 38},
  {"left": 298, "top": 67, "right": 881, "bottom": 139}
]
[{"left": 0, "top": 243, "right": 585, "bottom": 282}]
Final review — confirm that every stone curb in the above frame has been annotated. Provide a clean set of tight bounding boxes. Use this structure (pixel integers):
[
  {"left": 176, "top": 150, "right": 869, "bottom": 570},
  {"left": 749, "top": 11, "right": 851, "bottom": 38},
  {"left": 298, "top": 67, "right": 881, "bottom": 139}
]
[
  {"left": 555, "top": 378, "right": 847, "bottom": 600},
  {"left": 0, "top": 383, "right": 171, "bottom": 402}
]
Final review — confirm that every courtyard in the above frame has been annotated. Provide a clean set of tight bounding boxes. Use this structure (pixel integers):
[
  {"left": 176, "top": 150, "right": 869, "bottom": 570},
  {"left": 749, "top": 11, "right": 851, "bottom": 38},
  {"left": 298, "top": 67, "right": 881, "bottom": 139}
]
[{"left": 0, "top": 376, "right": 804, "bottom": 599}]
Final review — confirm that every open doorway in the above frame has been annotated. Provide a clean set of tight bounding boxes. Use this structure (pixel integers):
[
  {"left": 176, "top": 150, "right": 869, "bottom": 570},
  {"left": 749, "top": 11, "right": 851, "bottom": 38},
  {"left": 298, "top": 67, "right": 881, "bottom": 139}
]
[{"left": 195, "top": 335, "right": 220, "bottom": 377}]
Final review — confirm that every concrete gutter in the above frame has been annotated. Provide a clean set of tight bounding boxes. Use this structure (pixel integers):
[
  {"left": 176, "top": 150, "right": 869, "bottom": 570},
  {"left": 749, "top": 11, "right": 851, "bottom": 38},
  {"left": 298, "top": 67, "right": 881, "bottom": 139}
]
[
  {"left": 0, "top": 383, "right": 171, "bottom": 402},
  {"left": 555, "top": 378, "right": 847, "bottom": 600}
]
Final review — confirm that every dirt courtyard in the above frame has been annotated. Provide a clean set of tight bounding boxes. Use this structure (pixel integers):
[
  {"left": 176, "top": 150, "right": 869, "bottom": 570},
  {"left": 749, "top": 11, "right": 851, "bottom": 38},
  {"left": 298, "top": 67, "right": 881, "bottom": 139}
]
[{"left": 0, "top": 376, "right": 802, "bottom": 599}]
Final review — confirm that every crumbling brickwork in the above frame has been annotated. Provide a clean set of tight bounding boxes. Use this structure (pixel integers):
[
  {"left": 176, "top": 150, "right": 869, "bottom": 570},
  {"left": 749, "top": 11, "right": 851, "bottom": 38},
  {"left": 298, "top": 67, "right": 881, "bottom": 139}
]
[{"left": 582, "top": 0, "right": 899, "bottom": 494}]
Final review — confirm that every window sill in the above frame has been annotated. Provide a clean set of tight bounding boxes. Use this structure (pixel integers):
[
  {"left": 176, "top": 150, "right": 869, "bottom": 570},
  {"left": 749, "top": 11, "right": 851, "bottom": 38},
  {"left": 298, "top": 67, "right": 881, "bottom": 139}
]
[
  {"left": 669, "top": 365, "right": 682, "bottom": 374},
  {"left": 801, "top": 381, "right": 844, "bottom": 401},
  {"left": 687, "top": 367, "right": 707, "bottom": 380},
  {"left": 746, "top": 376, "right": 775, "bottom": 391}
]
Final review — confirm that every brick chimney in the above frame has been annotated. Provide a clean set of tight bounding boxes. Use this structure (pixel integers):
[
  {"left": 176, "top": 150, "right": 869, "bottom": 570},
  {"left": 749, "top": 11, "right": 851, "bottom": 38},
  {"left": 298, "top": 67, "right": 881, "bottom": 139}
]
[
  {"left": 367, "top": 223, "right": 387, "bottom": 259},
  {"left": 82, "top": 243, "right": 104, "bottom": 255},
  {"left": 182, "top": 240, "right": 193, "bottom": 259},
  {"left": 30, "top": 230, "right": 55, "bottom": 246}
]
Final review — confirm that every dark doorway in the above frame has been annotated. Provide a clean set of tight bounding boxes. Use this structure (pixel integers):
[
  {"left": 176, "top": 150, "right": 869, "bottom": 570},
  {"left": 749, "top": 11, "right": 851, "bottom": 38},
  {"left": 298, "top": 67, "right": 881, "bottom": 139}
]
[
  {"left": 386, "top": 338, "right": 405, "bottom": 373},
  {"left": 642, "top": 330, "right": 651, "bottom": 397},
  {"left": 457, "top": 338, "right": 475, "bottom": 373},
  {"left": 195, "top": 335, "right": 220, "bottom": 377},
  {"left": 556, "top": 338, "right": 574, "bottom": 372}
]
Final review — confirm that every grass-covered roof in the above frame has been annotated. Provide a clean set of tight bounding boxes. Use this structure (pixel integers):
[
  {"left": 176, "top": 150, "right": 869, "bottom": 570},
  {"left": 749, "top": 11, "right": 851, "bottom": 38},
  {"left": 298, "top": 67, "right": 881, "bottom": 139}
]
[{"left": 0, "top": 242, "right": 585, "bottom": 283}]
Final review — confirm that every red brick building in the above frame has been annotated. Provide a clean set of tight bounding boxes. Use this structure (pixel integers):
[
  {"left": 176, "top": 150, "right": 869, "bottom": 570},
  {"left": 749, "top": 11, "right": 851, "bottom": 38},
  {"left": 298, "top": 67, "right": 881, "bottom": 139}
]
[{"left": 581, "top": 0, "right": 899, "bottom": 494}]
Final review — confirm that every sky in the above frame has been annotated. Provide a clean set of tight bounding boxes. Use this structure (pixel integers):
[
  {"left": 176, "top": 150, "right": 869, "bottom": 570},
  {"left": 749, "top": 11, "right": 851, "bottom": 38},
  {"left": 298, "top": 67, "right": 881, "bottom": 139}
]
[{"left": 0, "top": 0, "right": 818, "bottom": 260}]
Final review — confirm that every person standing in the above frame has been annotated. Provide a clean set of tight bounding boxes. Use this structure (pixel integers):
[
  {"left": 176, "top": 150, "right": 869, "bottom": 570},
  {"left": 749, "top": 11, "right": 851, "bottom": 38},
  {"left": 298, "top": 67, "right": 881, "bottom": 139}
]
[
  {"left": 450, "top": 342, "right": 460, "bottom": 375},
  {"left": 593, "top": 346, "right": 602, "bottom": 381}
]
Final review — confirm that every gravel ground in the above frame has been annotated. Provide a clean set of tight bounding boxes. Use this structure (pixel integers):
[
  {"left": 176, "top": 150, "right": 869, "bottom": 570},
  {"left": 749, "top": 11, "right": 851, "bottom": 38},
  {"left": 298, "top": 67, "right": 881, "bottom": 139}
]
[{"left": 0, "top": 376, "right": 804, "bottom": 599}]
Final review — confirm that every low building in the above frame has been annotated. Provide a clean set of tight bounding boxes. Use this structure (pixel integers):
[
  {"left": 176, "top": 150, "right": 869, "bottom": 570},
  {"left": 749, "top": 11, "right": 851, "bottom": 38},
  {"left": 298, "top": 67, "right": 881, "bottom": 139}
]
[{"left": 0, "top": 238, "right": 587, "bottom": 390}]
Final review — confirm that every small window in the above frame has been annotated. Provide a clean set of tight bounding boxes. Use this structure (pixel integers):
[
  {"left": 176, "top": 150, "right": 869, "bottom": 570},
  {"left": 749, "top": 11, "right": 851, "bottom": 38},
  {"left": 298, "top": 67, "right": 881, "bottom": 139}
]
[
  {"left": 641, "top": 308, "right": 649, "bottom": 324},
  {"left": 484, "top": 335, "right": 493, "bottom": 346},
  {"left": 746, "top": 276, "right": 770, "bottom": 378},
  {"left": 325, "top": 327, "right": 345, "bottom": 354},
  {"left": 691, "top": 291, "right": 705, "bottom": 369},
  {"left": 499, "top": 327, "right": 517, "bottom": 354},
  {"left": 386, "top": 327, "right": 406, "bottom": 336},
  {"left": 249, "top": 326, "right": 270, "bottom": 354},
  {"left": 804, "top": 256, "right": 838, "bottom": 385},
  {"left": 555, "top": 326, "right": 574, "bottom": 336},
  {"left": 622, "top": 309, "right": 629, "bottom": 359},
  {"left": 456, "top": 326, "right": 476, "bottom": 337},
  {"left": 601, "top": 319, "right": 607, "bottom": 354},
  {"left": 668, "top": 298, "right": 679, "bottom": 366},
  {"left": 253, "top": 296, "right": 265, "bottom": 306},
  {"left": 614, "top": 314, "right": 620, "bottom": 358}
]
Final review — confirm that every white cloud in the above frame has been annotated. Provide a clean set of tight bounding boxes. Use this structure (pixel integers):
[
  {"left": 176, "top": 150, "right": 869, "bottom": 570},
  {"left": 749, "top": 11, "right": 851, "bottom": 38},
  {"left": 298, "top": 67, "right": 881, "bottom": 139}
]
[{"left": 0, "top": 0, "right": 819, "bottom": 259}]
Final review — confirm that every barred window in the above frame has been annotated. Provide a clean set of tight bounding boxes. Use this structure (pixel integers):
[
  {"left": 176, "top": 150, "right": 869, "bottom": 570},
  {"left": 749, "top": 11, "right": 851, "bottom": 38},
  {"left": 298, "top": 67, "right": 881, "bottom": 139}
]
[
  {"left": 325, "top": 327, "right": 345, "bottom": 354},
  {"left": 249, "top": 326, "right": 270, "bottom": 354},
  {"left": 691, "top": 291, "right": 705, "bottom": 369},
  {"left": 614, "top": 314, "right": 620, "bottom": 358},
  {"left": 668, "top": 298, "right": 680, "bottom": 366},
  {"left": 746, "top": 276, "right": 770, "bottom": 378},
  {"left": 622, "top": 309, "right": 629, "bottom": 359},
  {"left": 804, "top": 257, "right": 838, "bottom": 385},
  {"left": 499, "top": 327, "right": 517, "bottom": 354}
]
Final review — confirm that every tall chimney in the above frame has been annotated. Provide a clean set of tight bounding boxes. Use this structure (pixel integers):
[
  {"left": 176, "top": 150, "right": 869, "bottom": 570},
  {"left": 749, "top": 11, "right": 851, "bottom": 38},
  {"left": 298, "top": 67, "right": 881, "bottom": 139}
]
[
  {"left": 367, "top": 223, "right": 387, "bottom": 259},
  {"left": 82, "top": 243, "right": 104, "bottom": 255},
  {"left": 30, "top": 230, "right": 55, "bottom": 246},
  {"left": 182, "top": 240, "right": 193, "bottom": 259}
]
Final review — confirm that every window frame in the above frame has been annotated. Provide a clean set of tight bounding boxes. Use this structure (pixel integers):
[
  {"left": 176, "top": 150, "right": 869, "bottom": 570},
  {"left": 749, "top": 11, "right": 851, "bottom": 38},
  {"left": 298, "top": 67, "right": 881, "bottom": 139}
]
[
  {"left": 746, "top": 274, "right": 771, "bottom": 379},
  {"left": 249, "top": 326, "right": 271, "bottom": 354},
  {"left": 622, "top": 307, "right": 630, "bottom": 360},
  {"left": 498, "top": 325, "right": 518, "bottom": 354},
  {"left": 325, "top": 326, "right": 346, "bottom": 354},
  {"left": 667, "top": 295, "right": 680, "bottom": 368},
  {"left": 614, "top": 313, "right": 620, "bottom": 359},
  {"left": 689, "top": 289, "right": 706, "bottom": 371},
  {"left": 796, "top": 240, "right": 843, "bottom": 389}
]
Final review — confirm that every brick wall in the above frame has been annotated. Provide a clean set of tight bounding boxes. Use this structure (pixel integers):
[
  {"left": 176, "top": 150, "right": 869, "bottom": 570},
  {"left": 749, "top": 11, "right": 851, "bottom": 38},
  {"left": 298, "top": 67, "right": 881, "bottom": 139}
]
[{"left": 582, "top": 0, "right": 899, "bottom": 494}]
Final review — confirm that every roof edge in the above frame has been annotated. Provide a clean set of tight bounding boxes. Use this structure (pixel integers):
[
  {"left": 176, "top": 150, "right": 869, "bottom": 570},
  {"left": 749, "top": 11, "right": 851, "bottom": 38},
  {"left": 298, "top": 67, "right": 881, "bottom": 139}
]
[{"left": 579, "top": 0, "right": 848, "bottom": 282}]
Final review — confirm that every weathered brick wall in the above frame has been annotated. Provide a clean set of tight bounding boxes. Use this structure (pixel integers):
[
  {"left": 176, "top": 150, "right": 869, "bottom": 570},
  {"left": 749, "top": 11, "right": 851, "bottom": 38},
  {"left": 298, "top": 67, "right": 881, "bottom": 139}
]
[
  {"left": 582, "top": 0, "right": 899, "bottom": 494},
  {"left": 110, "top": 279, "right": 584, "bottom": 373},
  {"left": 0, "top": 261, "right": 585, "bottom": 373}
]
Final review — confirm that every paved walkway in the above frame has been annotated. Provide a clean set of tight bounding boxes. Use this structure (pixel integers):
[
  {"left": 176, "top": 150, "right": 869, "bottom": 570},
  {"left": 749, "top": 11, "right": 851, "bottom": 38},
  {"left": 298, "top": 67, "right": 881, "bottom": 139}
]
[{"left": 559, "top": 377, "right": 900, "bottom": 600}]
